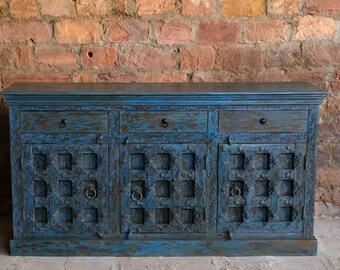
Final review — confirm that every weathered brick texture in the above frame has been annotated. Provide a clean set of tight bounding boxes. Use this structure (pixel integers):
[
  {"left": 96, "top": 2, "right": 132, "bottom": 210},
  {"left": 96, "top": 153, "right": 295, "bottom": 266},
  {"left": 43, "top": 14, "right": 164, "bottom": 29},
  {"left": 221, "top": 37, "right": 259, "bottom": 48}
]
[{"left": 0, "top": 0, "right": 339, "bottom": 213}]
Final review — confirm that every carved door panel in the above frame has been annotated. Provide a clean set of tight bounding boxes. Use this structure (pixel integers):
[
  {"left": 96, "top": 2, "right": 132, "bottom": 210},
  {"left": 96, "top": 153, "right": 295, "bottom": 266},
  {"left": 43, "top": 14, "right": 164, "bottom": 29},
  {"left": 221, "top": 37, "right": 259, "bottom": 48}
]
[
  {"left": 218, "top": 143, "right": 306, "bottom": 236},
  {"left": 22, "top": 144, "right": 109, "bottom": 236},
  {"left": 120, "top": 144, "right": 207, "bottom": 235}
]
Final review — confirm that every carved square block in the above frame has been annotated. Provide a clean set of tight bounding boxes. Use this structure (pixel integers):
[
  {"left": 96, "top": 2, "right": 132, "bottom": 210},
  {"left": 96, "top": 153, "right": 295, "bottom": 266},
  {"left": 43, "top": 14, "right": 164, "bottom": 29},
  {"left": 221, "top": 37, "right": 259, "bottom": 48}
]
[
  {"left": 156, "top": 181, "right": 170, "bottom": 198},
  {"left": 131, "top": 208, "right": 145, "bottom": 224},
  {"left": 181, "top": 208, "right": 194, "bottom": 224},
  {"left": 34, "top": 180, "right": 47, "bottom": 197},
  {"left": 131, "top": 153, "right": 145, "bottom": 170},
  {"left": 156, "top": 208, "right": 170, "bottom": 224}
]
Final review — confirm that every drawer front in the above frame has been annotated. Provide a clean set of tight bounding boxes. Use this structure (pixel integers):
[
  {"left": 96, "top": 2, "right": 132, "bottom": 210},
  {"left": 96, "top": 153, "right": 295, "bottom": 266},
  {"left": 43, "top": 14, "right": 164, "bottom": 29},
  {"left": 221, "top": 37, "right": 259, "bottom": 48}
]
[
  {"left": 219, "top": 111, "right": 308, "bottom": 133},
  {"left": 120, "top": 111, "right": 207, "bottom": 133},
  {"left": 21, "top": 111, "right": 108, "bottom": 134}
]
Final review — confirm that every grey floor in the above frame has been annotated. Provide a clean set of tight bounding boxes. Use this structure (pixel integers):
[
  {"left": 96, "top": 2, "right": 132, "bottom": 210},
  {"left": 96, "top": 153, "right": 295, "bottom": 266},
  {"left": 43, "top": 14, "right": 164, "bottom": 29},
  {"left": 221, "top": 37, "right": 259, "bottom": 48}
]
[{"left": 0, "top": 204, "right": 339, "bottom": 270}]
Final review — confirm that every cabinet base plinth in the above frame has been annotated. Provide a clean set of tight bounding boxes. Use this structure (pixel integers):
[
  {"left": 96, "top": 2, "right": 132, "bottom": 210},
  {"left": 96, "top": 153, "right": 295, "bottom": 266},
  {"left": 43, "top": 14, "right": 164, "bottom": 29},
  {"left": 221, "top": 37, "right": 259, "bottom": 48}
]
[{"left": 10, "top": 238, "right": 317, "bottom": 256}]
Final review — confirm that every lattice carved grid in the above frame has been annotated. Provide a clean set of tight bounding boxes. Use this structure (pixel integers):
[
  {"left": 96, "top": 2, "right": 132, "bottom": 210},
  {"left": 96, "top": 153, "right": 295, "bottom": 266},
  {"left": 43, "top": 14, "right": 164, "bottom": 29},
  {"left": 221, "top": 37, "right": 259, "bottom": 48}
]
[
  {"left": 218, "top": 144, "right": 306, "bottom": 234},
  {"left": 120, "top": 144, "right": 207, "bottom": 234},
  {"left": 22, "top": 144, "right": 109, "bottom": 236}
]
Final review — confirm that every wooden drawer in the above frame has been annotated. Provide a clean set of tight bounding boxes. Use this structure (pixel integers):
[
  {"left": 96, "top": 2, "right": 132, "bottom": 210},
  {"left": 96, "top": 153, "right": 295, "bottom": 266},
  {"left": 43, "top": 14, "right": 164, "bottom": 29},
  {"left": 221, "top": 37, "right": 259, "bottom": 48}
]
[
  {"left": 21, "top": 111, "right": 108, "bottom": 134},
  {"left": 120, "top": 111, "right": 207, "bottom": 133},
  {"left": 219, "top": 110, "right": 308, "bottom": 133}
]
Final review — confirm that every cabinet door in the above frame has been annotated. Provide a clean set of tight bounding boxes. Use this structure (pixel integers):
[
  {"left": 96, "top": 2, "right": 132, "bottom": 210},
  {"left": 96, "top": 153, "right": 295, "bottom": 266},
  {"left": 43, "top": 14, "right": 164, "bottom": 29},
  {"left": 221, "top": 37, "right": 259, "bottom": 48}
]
[
  {"left": 218, "top": 143, "right": 306, "bottom": 236},
  {"left": 22, "top": 144, "right": 109, "bottom": 236},
  {"left": 120, "top": 144, "right": 207, "bottom": 235}
]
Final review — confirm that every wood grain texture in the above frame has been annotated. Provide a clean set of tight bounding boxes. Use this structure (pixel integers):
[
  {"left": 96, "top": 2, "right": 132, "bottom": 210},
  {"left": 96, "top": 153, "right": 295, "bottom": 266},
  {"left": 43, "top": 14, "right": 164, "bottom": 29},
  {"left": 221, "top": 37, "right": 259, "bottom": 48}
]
[
  {"left": 10, "top": 238, "right": 317, "bottom": 256},
  {"left": 219, "top": 110, "right": 308, "bottom": 133},
  {"left": 20, "top": 111, "right": 108, "bottom": 134},
  {"left": 120, "top": 111, "right": 207, "bottom": 133}
]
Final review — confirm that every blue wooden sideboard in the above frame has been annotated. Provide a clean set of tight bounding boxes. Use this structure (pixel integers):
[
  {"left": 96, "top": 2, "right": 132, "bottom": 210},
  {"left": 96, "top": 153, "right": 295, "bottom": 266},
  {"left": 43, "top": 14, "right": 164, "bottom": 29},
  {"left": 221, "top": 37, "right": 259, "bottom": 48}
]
[{"left": 3, "top": 82, "right": 326, "bottom": 256}]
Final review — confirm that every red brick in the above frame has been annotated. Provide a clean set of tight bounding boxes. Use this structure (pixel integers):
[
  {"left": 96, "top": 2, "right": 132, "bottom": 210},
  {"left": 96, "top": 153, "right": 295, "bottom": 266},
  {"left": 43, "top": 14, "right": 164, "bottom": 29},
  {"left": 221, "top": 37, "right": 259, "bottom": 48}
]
[
  {"left": 136, "top": 0, "right": 176, "bottom": 15},
  {"left": 216, "top": 46, "right": 263, "bottom": 71},
  {"left": 154, "top": 21, "right": 192, "bottom": 44},
  {"left": 104, "top": 21, "right": 128, "bottom": 41},
  {"left": 268, "top": 0, "right": 298, "bottom": 14},
  {"left": 319, "top": 120, "right": 340, "bottom": 138},
  {"left": 238, "top": 70, "right": 286, "bottom": 82},
  {"left": 115, "top": 0, "right": 128, "bottom": 14},
  {"left": 0, "top": 49, "right": 10, "bottom": 68},
  {"left": 294, "top": 16, "right": 336, "bottom": 40},
  {"left": 192, "top": 70, "right": 236, "bottom": 82},
  {"left": 302, "top": 44, "right": 340, "bottom": 67},
  {"left": 319, "top": 95, "right": 340, "bottom": 138},
  {"left": 14, "top": 46, "right": 31, "bottom": 68},
  {"left": 35, "top": 47, "right": 77, "bottom": 68},
  {"left": 265, "top": 44, "right": 301, "bottom": 68},
  {"left": 0, "top": 22, "right": 52, "bottom": 43},
  {"left": 10, "top": 0, "right": 37, "bottom": 18},
  {"left": 119, "top": 46, "right": 176, "bottom": 69},
  {"left": 76, "top": 0, "right": 110, "bottom": 16},
  {"left": 138, "top": 72, "right": 187, "bottom": 82},
  {"left": 244, "top": 20, "right": 286, "bottom": 43},
  {"left": 322, "top": 94, "right": 340, "bottom": 116},
  {"left": 330, "top": 71, "right": 340, "bottom": 91},
  {"left": 221, "top": 0, "right": 265, "bottom": 16},
  {"left": 3, "top": 72, "right": 69, "bottom": 88},
  {"left": 104, "top": 20, "right": 149, "bottom": 42},
  {"left": 119, "top": 21, "right": 149, "bottom": 41},
  {"left": 98, "top": 72, "right": 137, "bottom": 82},
  {"left": 40, "top": 0, "right": 71, "bottom": 16},
  {"left": 72, "top": 71, "right": 97, "bottom": 83},
  {"left": 82, "top": 47, "right": 117, "bottom": 68},
  {"left": 197, "top": 21, "right": 240, "bottom": 44},
  {"left": 180, "top": 46, "right": 215, "bottom": 69},
  {"left": 318, "top": 136, "right": 340, "bottom": 168},
  {"left": 0, "top": 0, "right": 7, "bottom": 15},
  {"left": 286, "top": 69, "right": 327, "bottom": 88},
  {"left": 56, "top": 20, "right": 100, "bottom": 43},
  {"left": 182, "top": 0, "right": 214, "bottom": 16},
  {"left": 304, "top": 0, "right": 340, "bottom": 14}
]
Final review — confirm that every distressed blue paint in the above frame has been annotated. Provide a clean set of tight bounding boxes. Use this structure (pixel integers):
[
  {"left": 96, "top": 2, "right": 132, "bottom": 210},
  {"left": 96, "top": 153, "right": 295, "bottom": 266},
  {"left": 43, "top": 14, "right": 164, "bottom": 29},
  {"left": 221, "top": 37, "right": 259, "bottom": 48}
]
[
  {"left": 10, "top": 238, "right": 317, "bottom": 256},
  {"left": 20, "top": 111, "right": 108, "bottom": 134},
  {"left": 2, "top": 82, "right": 326, "bottom": 256}
]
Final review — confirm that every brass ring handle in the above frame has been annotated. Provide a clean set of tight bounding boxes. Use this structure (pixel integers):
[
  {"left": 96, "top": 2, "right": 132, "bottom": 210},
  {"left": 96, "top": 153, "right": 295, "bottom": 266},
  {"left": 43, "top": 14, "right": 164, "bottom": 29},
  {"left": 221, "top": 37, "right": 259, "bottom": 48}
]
[
  {"left": 231, "top": 186, "right": 241, "bottom": 197},
  {"left": 259, "top": 118, "right": 267, "bottom": 125},
  {"left": 60, "top": 119, "right": 67, "bottom": 128},
  {"left": 85, "top": 187, "right": 97, "bottom": 199},
  {"left": 161, "top": 118, "right": 169, "bottom": 128},
  {"left": 131, "top": 189, "right": 143, "bottom": 203}
]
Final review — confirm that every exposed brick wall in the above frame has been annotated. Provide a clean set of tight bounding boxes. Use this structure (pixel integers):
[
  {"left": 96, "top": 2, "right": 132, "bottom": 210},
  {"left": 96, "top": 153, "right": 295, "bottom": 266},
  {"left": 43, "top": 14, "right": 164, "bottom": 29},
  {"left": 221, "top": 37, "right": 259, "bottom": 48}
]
[{"left": 0, "top": 0, "right": 339, "bottom": 213}]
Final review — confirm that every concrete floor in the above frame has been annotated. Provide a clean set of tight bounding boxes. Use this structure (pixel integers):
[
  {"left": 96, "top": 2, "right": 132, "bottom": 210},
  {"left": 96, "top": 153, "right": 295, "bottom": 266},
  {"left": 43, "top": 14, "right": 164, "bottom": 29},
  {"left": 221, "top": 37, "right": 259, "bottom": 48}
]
[{"left": 0, "top": 204, "right": 339, "bottom": 270}]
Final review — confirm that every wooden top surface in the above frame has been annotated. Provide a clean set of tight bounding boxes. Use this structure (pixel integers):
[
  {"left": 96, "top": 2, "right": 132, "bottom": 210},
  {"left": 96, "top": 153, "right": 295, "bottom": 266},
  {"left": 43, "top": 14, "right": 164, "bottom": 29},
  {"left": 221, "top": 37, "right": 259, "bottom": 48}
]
[{"left": 3, "top": 82, "right": 327, "bottom": 96}]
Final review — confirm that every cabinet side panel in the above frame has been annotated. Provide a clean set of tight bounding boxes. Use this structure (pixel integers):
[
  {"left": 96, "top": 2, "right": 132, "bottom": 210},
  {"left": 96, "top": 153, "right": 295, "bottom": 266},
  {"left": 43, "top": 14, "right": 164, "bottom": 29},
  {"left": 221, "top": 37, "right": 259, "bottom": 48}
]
[
  {"left": 9, "top": 106, "right": 24, "bottom": 238},
  {"left": 304, "top": 107, "right": 320, "bottom": 237}
]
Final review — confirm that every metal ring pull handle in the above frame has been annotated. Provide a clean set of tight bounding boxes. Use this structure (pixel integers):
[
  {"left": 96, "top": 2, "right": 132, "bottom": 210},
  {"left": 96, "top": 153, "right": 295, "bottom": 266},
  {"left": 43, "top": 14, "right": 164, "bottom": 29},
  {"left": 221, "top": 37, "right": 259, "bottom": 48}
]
[
  {"left": 131, "top": 188, "right": 143, "bottom": 203},
  {"left": 60, "top": 118, "right": 67, "bottom": 128},
  {"left": 259, "top": 118, "right": 267, "bottom": 125},
  {"left": 161, "top": 118, "right": 169, "bottom": 128},
  {"left": 85, "top": 187, "right": 97, "bottom": 199},
  {"left": 231, "top": 186, "right": 241, "bottom": 197}
]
